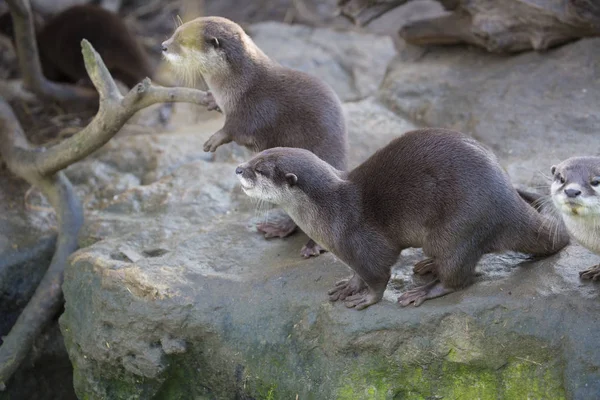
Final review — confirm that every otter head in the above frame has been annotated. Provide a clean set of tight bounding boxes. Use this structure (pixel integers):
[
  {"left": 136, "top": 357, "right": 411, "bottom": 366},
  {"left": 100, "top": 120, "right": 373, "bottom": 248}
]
[
  {"left": 551, "top": 157, "right": 600, "bottom": 218},
  {"left": 235, "top": 147, "right": 340, "bottom": 207},
  {"left": 161, "top": 16, "right": 256, "bottom": 79},
  {"left": 234, "top": 148, "right": 305, "bottom": 205}
]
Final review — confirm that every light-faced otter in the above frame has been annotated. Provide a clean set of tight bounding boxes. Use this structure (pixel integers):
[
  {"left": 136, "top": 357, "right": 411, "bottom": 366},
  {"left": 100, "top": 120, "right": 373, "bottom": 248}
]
[
  {"left": 161, "top": 16, "right": 348, "bottom": 258},
  {"left": 236, "top": 129, "right": 570, "bottom": 309},
  {"left": 550, "top": 157, "right": 600, "bottom": 280},
  {"left": 0, "top": 5, "right": 153, "bottom": 87}
]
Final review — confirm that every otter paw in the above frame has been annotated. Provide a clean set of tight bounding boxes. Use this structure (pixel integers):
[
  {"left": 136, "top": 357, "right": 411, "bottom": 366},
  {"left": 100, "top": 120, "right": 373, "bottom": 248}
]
[
  {"left": 256, "top": 220, "right": 297, "bottom": 239},
  {"left": 413, "top": 258, "right": 436, "bottom": 275},
  {"left": 343, "top": 291, "right": 383, "bottom": 310},
  {"left": 300, "top": 241, "right": 326, "bottom": 258},
  {"left": 580, "top": 264, "right": 600, "bottom": 281},
  {"left": 203, "top": 130, "right": 231, "bottom": 152},
  {"left": 398, "top": 280, "right": 453, "bottom": 307},
  {"left": 328, "top": 276, "right": 366, "bottom": 301},
  {"left": 205, "top": 91, "right": 221, "bottom": 112}
]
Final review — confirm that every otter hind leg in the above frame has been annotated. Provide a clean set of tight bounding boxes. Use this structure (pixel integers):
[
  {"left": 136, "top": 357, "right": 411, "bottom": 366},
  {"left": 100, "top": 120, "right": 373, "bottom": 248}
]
[
  {"left": 400, "top": 244, "right": 483, "bottom": 307},
  {"left": 580, "top": 264, "right": 600, "bottom": 281}
]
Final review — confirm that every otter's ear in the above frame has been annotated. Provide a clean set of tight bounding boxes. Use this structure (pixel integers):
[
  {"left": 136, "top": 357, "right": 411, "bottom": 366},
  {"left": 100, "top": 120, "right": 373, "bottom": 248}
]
[
  {"left": 209, "top": 37, "right": 220, "bottom": 48},
  {"left": 285, "top": 173, "right": 298, "bottom": 186},
  {"left": 551, "top": 165, "right": 556, "bottom": 175}
]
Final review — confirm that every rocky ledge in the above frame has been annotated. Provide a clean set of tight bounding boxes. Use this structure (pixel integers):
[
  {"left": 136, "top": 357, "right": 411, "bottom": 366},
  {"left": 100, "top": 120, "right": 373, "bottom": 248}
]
[{"left": 52, "top": 24, "right": 600, "bottom": 399}]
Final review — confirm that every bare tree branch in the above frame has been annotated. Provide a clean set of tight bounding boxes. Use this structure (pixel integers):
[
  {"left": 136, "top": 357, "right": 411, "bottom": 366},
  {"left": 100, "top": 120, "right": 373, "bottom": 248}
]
[
  {"left": 5, "top": 0, "right": 97, "bottom": 103},
  {"left": 33, "top": 40, "right": 215, "bottom": 177},
  {"left": 0, "top": 98, "right": 83, "bottom": 390},
  {"left": 0, "top": 37, "right": 215, "bottom": 391}
]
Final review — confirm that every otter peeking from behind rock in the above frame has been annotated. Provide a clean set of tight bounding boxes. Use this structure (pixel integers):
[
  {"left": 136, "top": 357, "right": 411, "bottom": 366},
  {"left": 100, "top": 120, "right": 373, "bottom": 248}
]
[
  {"left": 0, "top": 5, "right": 154, "bottom": 87},
  {"left": 236, "top": 128, "right": 570, "bottom": 309},
  {"left": 550, "top": 157, "right": 600, "bottom": 280},
  {"left": 161, "top": 16, "right": 347, "bottom": 258}
]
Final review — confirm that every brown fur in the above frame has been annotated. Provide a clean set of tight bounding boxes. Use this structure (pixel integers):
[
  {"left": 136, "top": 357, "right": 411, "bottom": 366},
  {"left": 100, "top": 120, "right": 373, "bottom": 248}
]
[
  {"left": 236, "top": 129, "right": 570, "bottom": 309},
  {"left": 163, "top": 16, "right": 348, "bottom": 257},
  {"left": 0, "top": 5, "right": 153, "bottom": 87}
]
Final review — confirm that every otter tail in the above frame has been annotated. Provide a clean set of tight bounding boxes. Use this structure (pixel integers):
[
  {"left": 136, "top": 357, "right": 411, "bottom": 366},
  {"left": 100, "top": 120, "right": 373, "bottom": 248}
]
[{"left": 510, "top": 191, "right": 570, "bottom": 256}]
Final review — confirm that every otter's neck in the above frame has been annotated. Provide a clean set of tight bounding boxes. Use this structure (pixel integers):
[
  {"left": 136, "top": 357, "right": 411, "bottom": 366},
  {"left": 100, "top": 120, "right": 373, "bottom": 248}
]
[
  {"left": 204, "top": 45, "right": 273, "bottom": 115},
  {"left": 562, "top": 214, "right": 600, "bottom": 255},
  {"left": 283, "top": 177, "right": 360, "bottom": 253}
]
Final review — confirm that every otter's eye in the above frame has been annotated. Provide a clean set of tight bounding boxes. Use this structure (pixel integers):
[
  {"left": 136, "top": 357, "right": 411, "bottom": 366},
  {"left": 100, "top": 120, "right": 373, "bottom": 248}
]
[
  {"left": 254, "top": 167, "right": 266, "bottom": 176},
  {"left": 556, "top": 174, "right": 565, "bottom": 184},
  {"left": 591, "top": 178, "right": 600, "bottom": 187}
]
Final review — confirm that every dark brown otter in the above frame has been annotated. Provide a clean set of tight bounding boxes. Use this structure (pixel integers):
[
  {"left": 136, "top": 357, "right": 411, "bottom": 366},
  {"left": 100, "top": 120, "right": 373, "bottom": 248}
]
[
  {"left": 0, "top": 4, "right": 153, "bottom": 87},
  {"left": 161, "top": 16, "right": 348, "bottom": 258},
  {"left": 236, "top": 128, "right": 569, "bottom": 309}
]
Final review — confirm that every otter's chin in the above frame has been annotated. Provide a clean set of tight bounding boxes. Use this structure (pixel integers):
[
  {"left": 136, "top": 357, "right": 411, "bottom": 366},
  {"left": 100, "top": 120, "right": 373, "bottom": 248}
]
[{"left": 163, "top": 52, "right": 183, "bottom": 65}]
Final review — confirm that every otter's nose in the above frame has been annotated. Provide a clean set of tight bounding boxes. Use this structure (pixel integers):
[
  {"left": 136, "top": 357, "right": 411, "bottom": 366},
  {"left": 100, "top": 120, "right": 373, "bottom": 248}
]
[
  {"left": 161, "top": 41, "right": 168, "bottom": 52},
  {"left": 235, "top": 167, "right": 243, "bottom": 175},
  {"left": 564, "top": 188, "right": 581, "bottom": 198}
]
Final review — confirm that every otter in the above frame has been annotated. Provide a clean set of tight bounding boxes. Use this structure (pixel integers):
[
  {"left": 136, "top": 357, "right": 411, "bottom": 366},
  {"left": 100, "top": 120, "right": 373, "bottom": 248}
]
[
  {"left": 550, "top": 157, "right": 600, "bottom": 280},
  {"left": 235, "top": 129, "right": 569, "bottom": 309},
  {"left": 0, "top": 5, "right": 153, "bottom": 87},
  {"left": 161, "top": 16, "right": 348, "bottom": 258}
]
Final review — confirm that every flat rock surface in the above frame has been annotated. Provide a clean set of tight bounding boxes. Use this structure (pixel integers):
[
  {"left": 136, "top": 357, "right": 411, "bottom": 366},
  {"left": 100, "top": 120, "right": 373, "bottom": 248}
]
[{"left": 48, "top": 24, "right": 600, "bottom": 399}]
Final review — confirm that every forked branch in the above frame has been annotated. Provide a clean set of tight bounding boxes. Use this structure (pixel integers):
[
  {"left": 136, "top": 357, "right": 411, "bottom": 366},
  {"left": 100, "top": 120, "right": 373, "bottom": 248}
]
[
  {"left": 34, "top": 39, "right": 215, "bottom": 176},
  {"left": 0, "top": 37, "right": 215, "bottom": 392}
]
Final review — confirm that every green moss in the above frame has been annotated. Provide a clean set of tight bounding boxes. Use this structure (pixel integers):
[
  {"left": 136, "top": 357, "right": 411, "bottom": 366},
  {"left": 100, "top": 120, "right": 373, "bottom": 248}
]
[
  {"left": 337, "top": 369, "right": 390, "bottom": 400},
  {"left": 501, "top": 361, "right": 566, "bottom": 399},
  {"left": 337, "top": 357, "right": 565, "bottom": 400}
]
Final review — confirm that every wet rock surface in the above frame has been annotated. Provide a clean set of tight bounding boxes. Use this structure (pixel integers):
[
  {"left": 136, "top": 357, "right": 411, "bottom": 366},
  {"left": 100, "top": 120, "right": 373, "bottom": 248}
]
[{"left": 3, "top": 19, "right": 600, "bottom": 400}]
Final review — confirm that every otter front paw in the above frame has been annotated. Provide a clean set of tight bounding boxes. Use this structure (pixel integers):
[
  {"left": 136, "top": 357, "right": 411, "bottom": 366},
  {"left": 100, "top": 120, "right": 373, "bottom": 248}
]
[
  {"left": 580, "top": 264, "right": 600, "bottom": 281},
  {"left": 203, "top": 130, "right": 231, "bottom": 152},
  {"left": 328, "top": 275, "right": 366, "bottom": 301},
  {"left": 206, "top": 91, "right": 221, "bottom": 112},
  {"left": 398, "top": 280, "right": 453, "bottom": 307},
  {"left": 343, "top": 290, "right": 384, "bottom": 310},
  {"left": 300, "top": 240, "right": 326, "bottom": 258}
]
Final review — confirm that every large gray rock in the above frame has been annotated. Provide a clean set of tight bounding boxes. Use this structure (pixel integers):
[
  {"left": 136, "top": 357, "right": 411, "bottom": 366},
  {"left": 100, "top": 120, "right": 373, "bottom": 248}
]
[
  {"left": 249, "top": 23, "right": 396, "bottom": 102},
  {"left": 379, "top": 38, "right": 600, "bottom": 187},
  {"left": 57, "top": 26, "right": 600, "bottom": 400}
]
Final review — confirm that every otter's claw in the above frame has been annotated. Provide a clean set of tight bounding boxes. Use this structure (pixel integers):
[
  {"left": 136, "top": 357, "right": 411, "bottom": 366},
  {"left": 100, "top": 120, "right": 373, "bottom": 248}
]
[
  {"left": 203, "top": 130, "right": 231, "bottom": 152},
  {"left": 205, "top": 91, "right": 221, "bottom": 112},
  {"left": 580, "top": 264, "right": 600, "bottom": 281}
]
